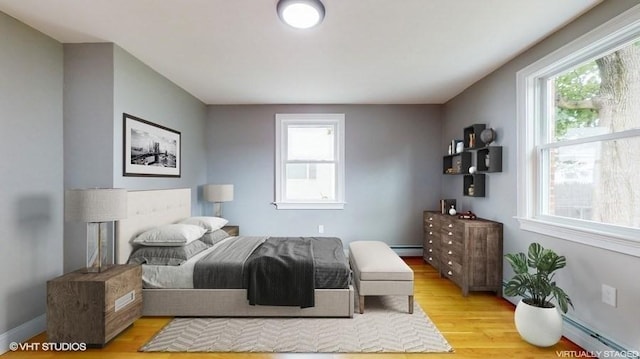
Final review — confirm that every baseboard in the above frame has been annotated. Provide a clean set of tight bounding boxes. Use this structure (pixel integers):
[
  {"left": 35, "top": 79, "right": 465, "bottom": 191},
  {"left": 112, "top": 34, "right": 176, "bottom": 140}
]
[{"left": 0, "top": 314, "right": 46, "bottom": 355}]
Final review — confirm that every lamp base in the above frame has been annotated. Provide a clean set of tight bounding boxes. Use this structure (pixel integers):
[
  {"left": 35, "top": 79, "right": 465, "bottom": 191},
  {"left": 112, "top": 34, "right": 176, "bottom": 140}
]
[
  {"left": 83, "top": 264, "right": 113, "bottom": 274},
  {"left": 85, "top": 222, "right": 113, "bottom": 274}
]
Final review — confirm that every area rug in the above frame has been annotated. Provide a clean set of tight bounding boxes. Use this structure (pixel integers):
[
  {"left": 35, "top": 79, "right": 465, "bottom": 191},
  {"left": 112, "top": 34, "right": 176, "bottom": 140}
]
[{"left": 140, "top": 295, "right": 453, "bottom": 353}]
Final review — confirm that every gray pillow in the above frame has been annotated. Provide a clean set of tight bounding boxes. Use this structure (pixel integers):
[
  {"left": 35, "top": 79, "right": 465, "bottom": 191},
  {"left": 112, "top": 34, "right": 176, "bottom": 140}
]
[
  {"left": 128, "top": 240, "right": 209, "bottom": 266},
  {"left": 200, "top": 229, "right": 230, "bottom": 246}
]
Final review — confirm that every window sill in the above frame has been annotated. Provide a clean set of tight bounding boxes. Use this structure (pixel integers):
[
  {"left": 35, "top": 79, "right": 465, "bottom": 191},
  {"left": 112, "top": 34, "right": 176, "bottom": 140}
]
[
  {"left": 516, "top": 217, "right": 640, "bottom": 258},
  {"left": 273, "top": 202, "right": 346, "bottom": 210}
]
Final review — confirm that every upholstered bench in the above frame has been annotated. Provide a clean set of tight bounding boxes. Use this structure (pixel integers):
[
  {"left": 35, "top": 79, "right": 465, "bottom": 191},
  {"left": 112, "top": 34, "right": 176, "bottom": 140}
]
[{"left": 348, "top": 241, "right": 414, "bottom": 314}]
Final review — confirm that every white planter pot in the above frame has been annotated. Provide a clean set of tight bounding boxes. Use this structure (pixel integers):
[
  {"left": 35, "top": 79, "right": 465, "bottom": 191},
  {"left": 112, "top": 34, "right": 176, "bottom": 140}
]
[{"left": 514, "top": 299, "right": 563, "bottom": 347}]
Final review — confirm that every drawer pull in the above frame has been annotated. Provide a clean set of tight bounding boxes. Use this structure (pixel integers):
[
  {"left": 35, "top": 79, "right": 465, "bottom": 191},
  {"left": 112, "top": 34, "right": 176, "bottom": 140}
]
[
  {"left": 115, "top": 290, "right": 136, "bottom": 312},
  {"left": 448, "top": 261, "right": 452, "bottom": 266},
  {"left": 429, "top": 217, "right": 433, "bottom": 221},
  {"left": 448, "top": 240, "right": 452, "bottom": 245},
  {"left": 428, "top": 257, "right": 433, "bottom": 261},
  {"left": 428, "top": 240, "right": 433, "bottom": 244},
  {"left": 429, "top": 248, "right": 433, "bottom": 253},
  {"left": 448, "top": 250, "right": 452, "bottom": 255},
  {"left": 448, "top": 231, "right": 452, "bottom": 236},
  {"left": 447, "top": 271, "right": 453, "bottom": 276},
  {"left": 429, "top": 224, "right": 433, "bottom": 227},
  {"left": 448, "top": 224, "right": 453, "bottom": 228},
  {"left": 429, "top": 231, "right": 433, "bottom": 235}
]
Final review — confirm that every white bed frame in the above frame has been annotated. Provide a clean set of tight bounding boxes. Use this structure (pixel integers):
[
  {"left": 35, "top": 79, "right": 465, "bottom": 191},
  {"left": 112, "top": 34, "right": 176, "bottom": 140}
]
[{"left": 116, "top": 188, "right": 354, "bottom": 317}]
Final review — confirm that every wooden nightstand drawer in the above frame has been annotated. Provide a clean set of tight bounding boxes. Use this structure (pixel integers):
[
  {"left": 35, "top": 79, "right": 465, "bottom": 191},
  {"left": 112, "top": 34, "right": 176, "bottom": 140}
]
[
  {"left": 221, "top": 225, "right": 239, "bottom": 236},
  {"left": 47, "top": 265, "right": 142, "bottom": 346}
]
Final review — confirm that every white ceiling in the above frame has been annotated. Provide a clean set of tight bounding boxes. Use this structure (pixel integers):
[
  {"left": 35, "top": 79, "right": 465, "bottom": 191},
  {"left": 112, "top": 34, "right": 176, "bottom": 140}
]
[{"left": 0, "top": 0, "right": 600, "bottom": 104}]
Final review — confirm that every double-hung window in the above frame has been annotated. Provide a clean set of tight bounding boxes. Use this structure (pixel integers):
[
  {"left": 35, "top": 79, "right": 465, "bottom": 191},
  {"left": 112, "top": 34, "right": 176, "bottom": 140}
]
[
  {"left": 516, "top": 5, "right": 640, "bottom": 256},
  {"left": 274, "top": 113, "right": 345, "bottom": 209}
]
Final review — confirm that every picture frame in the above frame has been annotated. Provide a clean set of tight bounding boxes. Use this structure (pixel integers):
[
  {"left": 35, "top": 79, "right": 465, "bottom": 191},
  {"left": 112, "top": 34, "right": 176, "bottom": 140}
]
[{"left": 123, "top": 113, "right": 181, "bottom": 177}]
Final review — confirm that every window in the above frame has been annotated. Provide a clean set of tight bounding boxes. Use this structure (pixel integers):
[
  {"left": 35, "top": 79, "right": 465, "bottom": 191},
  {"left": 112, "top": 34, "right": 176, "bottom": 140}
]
[
  {"left": 274, "top": 113, "right": 345, "bottom": 209},
  {"left": 516, "top": 5, "right": 640, "bottom": 256}
]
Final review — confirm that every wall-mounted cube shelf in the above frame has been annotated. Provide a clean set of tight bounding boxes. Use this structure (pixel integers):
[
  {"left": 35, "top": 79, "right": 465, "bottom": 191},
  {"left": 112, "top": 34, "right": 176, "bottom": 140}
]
[
  {"left": 443, "top": 152, "right": 471, "bottom": 175},
  {"left": 477, "top": 146, "right": 502, "bottom": 173},
  {"left": 463, "top": 174, "right": 486, "bottom": 197},
  {"left": 444, "top": 124, "right": 503, "bottom": 197}
]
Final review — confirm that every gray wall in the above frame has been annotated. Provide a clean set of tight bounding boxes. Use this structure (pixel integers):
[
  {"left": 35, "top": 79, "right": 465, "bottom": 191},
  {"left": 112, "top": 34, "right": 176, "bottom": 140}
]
[
  {"left": 62, "top": 43, "right": 208, "bottom": 272},
  {"left": 63, "top": 43, "right": 115, "bottom": 272},
  {"left": 112, "top": 45, "right": 208, "bottom": 212},
  {"left": 206, "top": 105, "right": 442, "bottom": 249},
  {"left": 0, "top": 12, "right": 63, "bottom": 337},
  {"left": 442, "top": 1, "right": 640, "bottom": 351}
]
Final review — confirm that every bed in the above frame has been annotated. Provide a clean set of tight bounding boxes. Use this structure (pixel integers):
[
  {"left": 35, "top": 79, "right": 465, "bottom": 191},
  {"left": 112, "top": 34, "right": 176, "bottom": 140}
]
[{"left": 115, "top": 188, "right": 355, "bottom": 317}]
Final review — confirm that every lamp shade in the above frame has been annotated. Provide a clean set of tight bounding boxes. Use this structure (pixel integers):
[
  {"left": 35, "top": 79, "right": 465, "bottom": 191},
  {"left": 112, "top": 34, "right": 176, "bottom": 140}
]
[
  {"left": 204, "top": 184, "right": 234, "bottom": 202},
  {"left": 65, "top": 188, "right": 127, "bottom": 223}
]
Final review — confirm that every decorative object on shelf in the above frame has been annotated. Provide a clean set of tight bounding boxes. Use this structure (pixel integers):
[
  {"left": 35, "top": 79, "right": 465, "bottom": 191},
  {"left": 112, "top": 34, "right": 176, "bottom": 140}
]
[
  {"left": 463, "top": 124, "right": 486, "bottom": 149},
  {"left": 469, "top": 166, "right": 477, "bottom": 174},
  {"left": 448, "top": 205, "right": 457, "bottom": 216},
  {"left": 448, "top": 144, "right": 453, "bottom": 155},
  {"left": 480, "top": 128, "right": 496, "bottom": 145},
  {"left": 457, "top": 211, "right": 477, "bottom": 220},
  {"left": 65, "top": 188, "right": 128, "bottom": 273},
  {"left": 455, "top": 141, "right": 464, "bottom": 154},
  {"left": 450, "top": 139, "right": 463, "bottom": 154},
  {"left": 504, "top": 243, "right": 574, "bottom": 347},
  {"left": 439, "top": 199, "right": 456, "bottom": 214},
  {"left": 204, "top": 184, "right": 234, "bottom": 217},
  {"left": 468, "top": 184, "right": 475, "bottom": 196},
  {"left": 123, "top": 113, "right": 181, "bottom": 178},
  {"left": 485, "top": 154, "right": 490, "bottom": 168}
]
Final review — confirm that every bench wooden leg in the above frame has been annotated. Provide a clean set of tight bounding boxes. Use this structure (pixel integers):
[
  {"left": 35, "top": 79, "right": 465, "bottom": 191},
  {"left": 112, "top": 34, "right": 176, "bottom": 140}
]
[
  {"left": 359, "top": 295, "right": 365, "bottom": 314},
  {"left": 408, "top": 295, "right": 414, "bottom": 314}
]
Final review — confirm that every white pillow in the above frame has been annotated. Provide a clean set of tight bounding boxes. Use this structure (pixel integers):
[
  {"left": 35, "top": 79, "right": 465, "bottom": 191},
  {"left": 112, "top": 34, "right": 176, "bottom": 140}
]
[
  {"left": 179, "top": 216, "right": 228, "bottom": 233},
  {"left": 131, "top": 224, "right": 206, "bottom": 246}
]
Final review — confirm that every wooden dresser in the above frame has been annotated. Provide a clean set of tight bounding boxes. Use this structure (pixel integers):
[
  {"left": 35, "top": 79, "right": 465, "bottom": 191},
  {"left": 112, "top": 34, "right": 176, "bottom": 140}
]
[
  {"left": 423, "top": 211, "right": 503, "bottom": 296},
  {"left": 47, "top": 264, "right": 142, "bottom": 346}
]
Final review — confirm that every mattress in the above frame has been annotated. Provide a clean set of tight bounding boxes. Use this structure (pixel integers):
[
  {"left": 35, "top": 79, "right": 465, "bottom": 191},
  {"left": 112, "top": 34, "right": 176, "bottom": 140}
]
[{"left": 141, "top": 236, "right": 352, "bottom": 290}]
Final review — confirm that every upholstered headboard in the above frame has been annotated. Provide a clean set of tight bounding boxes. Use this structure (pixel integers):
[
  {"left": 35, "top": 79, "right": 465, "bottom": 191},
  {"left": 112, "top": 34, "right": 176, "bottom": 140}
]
[{"left": 115, "top": 188, "right": 191, "bottom": 264}]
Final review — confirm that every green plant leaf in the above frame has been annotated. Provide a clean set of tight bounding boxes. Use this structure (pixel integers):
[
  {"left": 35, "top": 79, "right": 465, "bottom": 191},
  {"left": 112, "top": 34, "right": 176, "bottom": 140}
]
[{"left": 504, "top": 242, "right": 572, "bottom": 312}]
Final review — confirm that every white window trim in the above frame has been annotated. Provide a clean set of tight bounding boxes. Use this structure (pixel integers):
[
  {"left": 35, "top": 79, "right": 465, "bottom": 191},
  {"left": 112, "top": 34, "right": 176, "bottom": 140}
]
[
  {"left": 274, "top": 113, "right": 346, "bottom": 210},
  {"left": 516, "top": 4, "right": 640, "bottom": 257}
]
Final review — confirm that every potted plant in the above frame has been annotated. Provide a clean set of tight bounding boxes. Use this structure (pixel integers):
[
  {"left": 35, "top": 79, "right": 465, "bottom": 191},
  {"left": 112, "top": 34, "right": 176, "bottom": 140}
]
[{"left": 504, "top": 242, "right": 574, "bottom": 347}]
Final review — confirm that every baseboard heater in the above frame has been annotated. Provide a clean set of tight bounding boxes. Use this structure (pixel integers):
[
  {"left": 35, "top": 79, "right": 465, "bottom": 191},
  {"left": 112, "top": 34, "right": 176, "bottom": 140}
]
[
  {"left": 389, "top": 244, "right": 422, "bottom": 257},
  {"left": 562, "top": 315, "right": 638, "bottom": 358}
]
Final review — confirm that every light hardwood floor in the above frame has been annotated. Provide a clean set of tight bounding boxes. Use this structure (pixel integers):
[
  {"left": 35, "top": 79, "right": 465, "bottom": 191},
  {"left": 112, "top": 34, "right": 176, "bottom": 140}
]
[{"left": 4, "top": 257, "right": 586, "bottom": 358}]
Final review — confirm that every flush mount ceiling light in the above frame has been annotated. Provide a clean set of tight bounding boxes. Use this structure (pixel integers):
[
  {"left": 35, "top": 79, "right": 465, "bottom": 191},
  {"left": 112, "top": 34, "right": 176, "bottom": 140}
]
[{"left": 277, "top": 0, "right": 325, "bottom": 29}]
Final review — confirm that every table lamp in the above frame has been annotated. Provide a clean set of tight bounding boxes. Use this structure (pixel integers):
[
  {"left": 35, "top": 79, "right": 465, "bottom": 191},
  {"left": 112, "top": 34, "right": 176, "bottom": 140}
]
[
  {"left": 204, "top": 184, "right": 234, "bottom": 217},
  {"left": 65, "top": 188, "right": 127, "bottom": 273}
]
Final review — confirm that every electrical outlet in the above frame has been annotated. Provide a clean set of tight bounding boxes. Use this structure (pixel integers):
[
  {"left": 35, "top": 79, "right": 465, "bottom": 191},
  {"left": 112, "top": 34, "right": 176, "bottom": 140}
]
[
  {"left": 601, "top": 284, "right": 617, "bottom": 307},
  {"left": 318, "top": 225, "right": 324, "bottom": 234}
]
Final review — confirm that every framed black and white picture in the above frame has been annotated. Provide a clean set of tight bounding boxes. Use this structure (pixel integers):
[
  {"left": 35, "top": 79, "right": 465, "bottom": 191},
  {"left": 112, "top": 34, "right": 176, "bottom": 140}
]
[{"left": 123, "top": 113, "right": 181, "bottom": 177}]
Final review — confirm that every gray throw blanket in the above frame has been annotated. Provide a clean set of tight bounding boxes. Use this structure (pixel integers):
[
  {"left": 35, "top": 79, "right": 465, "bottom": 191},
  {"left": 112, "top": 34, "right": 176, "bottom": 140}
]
[
  {"left": 244, "top": 237, "right": 315, "bottom": 308},
  {"left": 193, "top": 236, "right": 267, "bottom": 289}
]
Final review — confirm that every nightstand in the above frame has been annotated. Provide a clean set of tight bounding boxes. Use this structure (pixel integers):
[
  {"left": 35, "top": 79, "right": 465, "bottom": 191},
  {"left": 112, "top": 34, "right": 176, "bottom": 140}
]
[
  {"left": 46, "top": 264, "right": 142, "bottom": 347},
  {"left": 222, "top": 225, "right": 239, "bottom": 236}
]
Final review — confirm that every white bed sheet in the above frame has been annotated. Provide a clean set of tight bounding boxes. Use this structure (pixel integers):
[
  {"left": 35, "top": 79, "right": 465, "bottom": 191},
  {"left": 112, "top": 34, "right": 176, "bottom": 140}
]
[{"left": 141, "top": 236, "right": 265, "bottom": 289}]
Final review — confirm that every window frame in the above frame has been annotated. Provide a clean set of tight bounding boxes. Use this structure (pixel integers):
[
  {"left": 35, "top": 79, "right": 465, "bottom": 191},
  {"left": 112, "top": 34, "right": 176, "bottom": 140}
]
[
  {"left": 274, "top": 113, "right": 346, "bottom": 210},
  {"left": 516, "top": 4, "right": 640, "bottom": 257}
]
